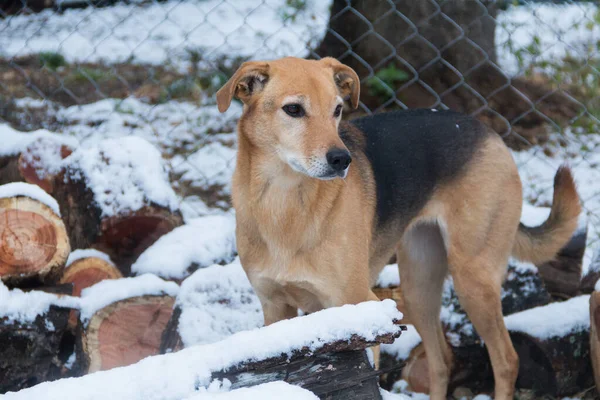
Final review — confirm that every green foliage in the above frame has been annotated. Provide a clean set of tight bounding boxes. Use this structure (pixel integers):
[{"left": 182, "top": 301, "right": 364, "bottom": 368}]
[
  {"left": 38, "top": 52, "right": 66, "bottom": 71},
  {"left": 67, "top": 67, "right": 109, "bottom": 84},
  {"left": 366, "top": 63, "right": 410, "bottom": 100},
  {"left": 158, "top": 78, "right": 202, "bottom": 104}
]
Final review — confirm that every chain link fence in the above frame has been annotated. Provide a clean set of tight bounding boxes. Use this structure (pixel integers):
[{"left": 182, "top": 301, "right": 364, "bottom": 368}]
[{"left": 1, "top": 0, "right": 599, "bottom": 270}]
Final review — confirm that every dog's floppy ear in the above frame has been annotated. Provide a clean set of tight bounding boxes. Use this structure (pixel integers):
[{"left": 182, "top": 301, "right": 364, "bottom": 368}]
[
  {"left": 320, "top": 57, "right": 360, "bottom": 109},
  {"left": 216, "top": 61, "right": 270, "bottom": 112}
]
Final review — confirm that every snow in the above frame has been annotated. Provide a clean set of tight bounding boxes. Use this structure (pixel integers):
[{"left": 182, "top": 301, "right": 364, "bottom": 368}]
[
  {"left": 0, "top": 124, "right": 78, "bottom": 158},
  {"left": 496, "top": 3, "right": 600, "bottom": 75},
  {"left": 0, "top": 182, "right": 61, "bottom": 216},
  {"left": 183, "top": 381, "right": 318, "bottom": 400},
  {"left": 381, "top": 325, "right": 422, "bottom": 361},
  {"left": 0, "top": 281, "right": 78, "bottom": 323},
  {"left": 5, "top": 300, "right": 402, "bottom": 400},
  {"left": 78, "top": 274, "right": 179, "bottom": 323},
  {"left": 376, "top": 264, "right": 400, "bottom": 288},
  {"left": 132, "top": 214, "right": 236, "bottom": 280},
  {"left": 66, "top": 248, "right": 113, "bottom": 267},
  {"left": 0, "top": 0, "right": 331, "bottom": 68},
  {"left": 64, "top": 136, "right": 180, "bottom": 217},
  {"left": 176, "top": 258, "right": 263, "bottom": 347},
  {"left": 380, "top": 389, "right": 411, "bottom": 400},
  {"left": 504, "top": 295, "right": 590, "bottom": 340}
]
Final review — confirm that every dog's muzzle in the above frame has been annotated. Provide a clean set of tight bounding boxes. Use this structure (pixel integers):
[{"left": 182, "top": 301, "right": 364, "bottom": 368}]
[{"left": 326, "top": 148, "right": 352, "bottom": 175}]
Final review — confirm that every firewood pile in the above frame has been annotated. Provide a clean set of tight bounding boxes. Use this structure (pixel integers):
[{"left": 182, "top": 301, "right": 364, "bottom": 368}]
[{"left": 1, "top": 131, "right": 599, "bottom": 399}]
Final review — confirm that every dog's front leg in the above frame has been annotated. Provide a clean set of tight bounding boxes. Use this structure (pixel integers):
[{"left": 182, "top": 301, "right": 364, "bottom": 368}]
[{"left": 259, "top": 297, "right": 298, "bottom": 326}]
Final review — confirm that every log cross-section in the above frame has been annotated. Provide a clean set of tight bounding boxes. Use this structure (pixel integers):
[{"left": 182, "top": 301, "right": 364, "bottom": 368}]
[{"left": 0, "top": 196, "right": 70, "bottom": 286}]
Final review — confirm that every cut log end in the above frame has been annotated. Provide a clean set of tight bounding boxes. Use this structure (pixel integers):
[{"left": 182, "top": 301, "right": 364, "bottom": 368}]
[
  {"left": 60, "top": 257, "right": 122, "bottom": 297},
  {"left": 82, "top": 295, "right": 175, "bottom": 373},
  {"left": 96, "top": 207, "right": 183, "bottom": 275},
  {"left": 0, "top": 197, "right": 70, "bottom": 286}
]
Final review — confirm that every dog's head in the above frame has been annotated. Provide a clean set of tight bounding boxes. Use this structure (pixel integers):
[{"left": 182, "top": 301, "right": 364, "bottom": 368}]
[{"left": 216, "top": 57, "right": 360, "bottom": 180}]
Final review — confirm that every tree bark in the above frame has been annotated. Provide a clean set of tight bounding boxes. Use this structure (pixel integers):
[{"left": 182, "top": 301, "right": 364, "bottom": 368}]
[
  {"left": 0, "top": 196, "right": 70, "bottom": 287},
  {"left": 314, "top": 0, "right": 580, "bottom": 149},
  {"left": 159, "top": 306, "right": 183, "bottom": 354},
  {"left": 0, "top": 284, "right": 75, "bottom": 394},
  {"left": 53, "top": 172, "right": 183, "bottom": 276},
  {"left": 79, "top": 295, "right": 175, "bottom": 373}
]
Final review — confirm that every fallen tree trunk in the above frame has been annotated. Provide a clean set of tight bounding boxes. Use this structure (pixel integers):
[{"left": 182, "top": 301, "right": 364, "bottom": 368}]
[
  {"left": 0, "top": 195, "right": 70, "bottom": 287},
  {"left": 53, "top": 138, "right": 183, "bottom": 275},
  {"left": 79, "top": 295, "right": 176, "bottom": 373},
  {"left": 0, "top": 285, "right": 74, "bottom": 394},
  {"left": 212, "top": 323, "right": 406, "bottom": 399},
  {"left": 0, "top": 137, "right": 74, "bottom": 193}
]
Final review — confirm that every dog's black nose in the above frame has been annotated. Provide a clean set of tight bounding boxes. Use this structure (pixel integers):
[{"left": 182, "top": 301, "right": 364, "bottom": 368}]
[{"left": 326, "top": 149, "right": 352, "bottom": 172}]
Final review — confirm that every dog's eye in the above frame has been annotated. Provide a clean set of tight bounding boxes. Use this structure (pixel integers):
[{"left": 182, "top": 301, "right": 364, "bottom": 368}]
[
  {"left": 282, "top": 104, "right": 305, "bottom": 118},
  {"left": 334, "top": 104, "right": 342, "bottom": 118}
]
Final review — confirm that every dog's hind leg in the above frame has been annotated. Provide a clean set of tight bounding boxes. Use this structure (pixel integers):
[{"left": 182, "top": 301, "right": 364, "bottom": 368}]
[
  {"left": 448, "top": 246, "right": 519, "bottom": 400},
  {"left": 398, "top": 221, "right": 453, "bottom": 400}
]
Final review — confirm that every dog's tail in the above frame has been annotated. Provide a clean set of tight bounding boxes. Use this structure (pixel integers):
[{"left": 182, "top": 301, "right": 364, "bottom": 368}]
[{"left": 512, "top": 165, "right": 581, "bottom": 265}]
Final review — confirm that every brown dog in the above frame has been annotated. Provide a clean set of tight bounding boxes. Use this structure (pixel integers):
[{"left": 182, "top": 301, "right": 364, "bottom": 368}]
[{"left": 216, "top": 57, "right": 581, "bottom": 399}]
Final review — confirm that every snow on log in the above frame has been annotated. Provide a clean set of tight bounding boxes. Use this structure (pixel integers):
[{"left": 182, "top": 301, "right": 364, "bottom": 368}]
[
  {"left": 505, "top": 295, "right": 593, "bottom": 396},
  {"left": 132, "top": 214, "right": 236, "bottom": 280},
  {"left": 0, "top": 127, "right": 77, "bottom": 193},
  {"left": 76, "top": 275, "right": 179, "bottom": 373},
  {"left": 521, "top": 204, "right": 587, "bottom": 299},
  {"left": 0, "top": 282, "right": 78, "bottom": 393},
  {"left": 590, "top": 291, "right": 600, "bottom": 393},
  {"left": 171, "top": 258, "right": 263, "bottom": 349},
  {"left": 5, "top": 300, "right": 404, "bottom": 400},
  {"left": 53, "top": 137, "right": 183, "bottom": 275},
  {"left": 182, "top": 381, "right": 319, "bottom": 400},
  {"left": 60, "top": 249, "right": 122, "bottom": 329},
  {"left": 0, "top": 183, "right": 70, "bottom": 286}
]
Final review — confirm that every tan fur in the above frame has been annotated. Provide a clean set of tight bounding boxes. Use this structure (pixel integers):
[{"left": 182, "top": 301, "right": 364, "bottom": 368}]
[{"left": 216, "top": 57, "right": 582, "bottom": 400}]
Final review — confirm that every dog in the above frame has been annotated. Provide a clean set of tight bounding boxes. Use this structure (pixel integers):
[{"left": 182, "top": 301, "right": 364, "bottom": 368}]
[{"left": 216, "top": 56, "right": 581, "bottom": 399}]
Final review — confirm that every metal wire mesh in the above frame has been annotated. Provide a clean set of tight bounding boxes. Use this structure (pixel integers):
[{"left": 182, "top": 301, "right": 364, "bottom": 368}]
[{"left": 1, "top": 0, "right": 599, "bottom": 268}]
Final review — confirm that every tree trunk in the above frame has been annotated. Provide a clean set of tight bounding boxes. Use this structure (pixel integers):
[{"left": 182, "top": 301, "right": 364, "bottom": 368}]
[
  {"left": 53, "top": 172, "right": 183, "bottom": 276},
  {"left": 0, "top": 196, "right": 70, "bottom": 287},
  {"left": 79, "top": 295, "right": 175, "bottom": 373},
  {"left": 0, "top": 137, "right": 74, "bottom": 194},
  {"left": 314, "top": 0, "right": 580, "bottom": 149}
]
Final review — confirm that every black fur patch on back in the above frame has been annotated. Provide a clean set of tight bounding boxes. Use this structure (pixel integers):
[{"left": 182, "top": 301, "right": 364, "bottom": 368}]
[{"left": 346, "top": 109, "right": 491, "bottom": 229}]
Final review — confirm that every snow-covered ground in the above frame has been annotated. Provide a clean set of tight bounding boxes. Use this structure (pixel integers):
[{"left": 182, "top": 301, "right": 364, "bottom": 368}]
[{"left": 0, "top": 0, "right": 331, "bottom": 69}]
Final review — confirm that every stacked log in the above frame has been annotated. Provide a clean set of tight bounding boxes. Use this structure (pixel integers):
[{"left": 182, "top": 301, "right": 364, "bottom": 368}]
[
  {"left": 0, "top": 134, "right": 76, "bottom": 194},
  {"left": 0, "top": 284, "right": 76, "bottom": 393},
  {"left": 53, "top": 137, "right": 184, "bottom": 275},
  {"left": 80, "top": 295, "right": 176, "bottom": 373},
  {"left": 0, "top": 185, "right": 70, "bottom": 287}
]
